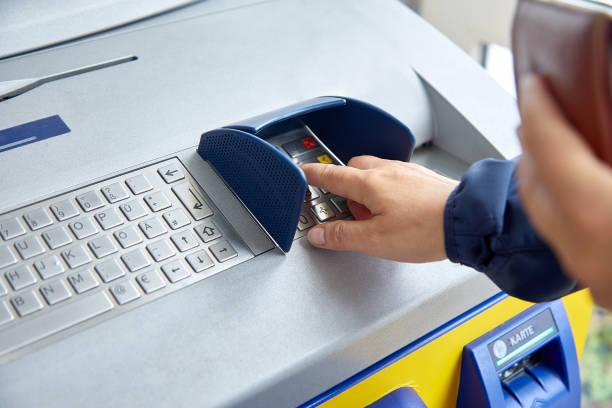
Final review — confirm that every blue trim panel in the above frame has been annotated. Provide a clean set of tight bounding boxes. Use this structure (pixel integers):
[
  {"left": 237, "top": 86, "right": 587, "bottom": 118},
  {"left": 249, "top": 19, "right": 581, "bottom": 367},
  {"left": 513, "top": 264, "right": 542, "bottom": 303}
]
[
  {"left": 0, "top": 115, "right": 70, "bottom": 153},
  {"left": 298, "top": 292, "right": 508, "bottom": 408}
]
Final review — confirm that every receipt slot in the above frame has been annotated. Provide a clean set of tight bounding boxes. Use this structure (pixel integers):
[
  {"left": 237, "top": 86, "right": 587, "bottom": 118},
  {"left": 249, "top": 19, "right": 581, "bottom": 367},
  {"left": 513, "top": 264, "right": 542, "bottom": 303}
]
[
  {"left": 197, "top": 96, "right": 415, "bottom": 252},
  {"left": 457, "top": 300, "right": 580, "bottom": 407}
]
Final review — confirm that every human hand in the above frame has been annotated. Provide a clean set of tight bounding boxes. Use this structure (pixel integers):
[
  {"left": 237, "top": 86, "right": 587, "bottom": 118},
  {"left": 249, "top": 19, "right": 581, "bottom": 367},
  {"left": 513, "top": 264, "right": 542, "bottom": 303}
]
[
  {"left": 300, "top": 156, "right": 458, "bottom": 262},
  {"left": 517, "top": 75, "right": 612, "bottom": 309}
]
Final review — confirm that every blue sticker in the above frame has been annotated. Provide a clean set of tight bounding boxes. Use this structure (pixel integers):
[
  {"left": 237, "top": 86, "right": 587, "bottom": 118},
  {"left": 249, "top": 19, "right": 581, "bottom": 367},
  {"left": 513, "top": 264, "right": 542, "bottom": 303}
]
[{"left": 0, "top": 115, "right": 70, "bottom": 153}]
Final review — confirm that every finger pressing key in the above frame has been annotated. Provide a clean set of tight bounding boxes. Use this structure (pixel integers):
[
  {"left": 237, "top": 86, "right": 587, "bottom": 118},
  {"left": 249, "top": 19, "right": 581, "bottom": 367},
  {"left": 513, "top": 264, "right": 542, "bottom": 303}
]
[{"left": 300, "top": 163, "right": 374, "bottom": 208}]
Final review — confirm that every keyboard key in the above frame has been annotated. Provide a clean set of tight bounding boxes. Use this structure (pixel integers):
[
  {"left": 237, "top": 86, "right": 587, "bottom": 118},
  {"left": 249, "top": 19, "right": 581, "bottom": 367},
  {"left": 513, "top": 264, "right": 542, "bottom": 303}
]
[
  {"left": 161, "top": 260, "right": 191, "bottom": 283},
  {"left": 146, "top": 240, "right": 175, "bottom": 262},
  {"left": 186, "top": 250, "right": 214, "bottom": 273},
  {"left": 0, "top": 245, "right": 17, "bottom": 269},
  {"left": 0, "top": 281, "right": 7, "bottom": 297},
  {"left": 194, "top": 221, "right": 222, "bottom": 243},
  {"left": 297, "top": 211, "right": 316, "bottom": 231},
  {"left": 88, "top": 235, "right": 118, "bottom": 259},
  {"left": 114, "top": 226, "right": 142, "bottom": 248},
  {"left": 311, "top": 202, "right": 336, "bottom": 221},
  {"left": 41, "top": 226, "right": 73, "bottom": 249},
  {"left": 0, "top": 217, "right": 26, "bottom": 240},
  {"left": 75, "top": 191, "right": 105, "bottom": 212},
  {"left": 94, "top": 208, "right": 123, "bottom": 230},
  {"left": 136, "top": 270, "right": 166, "bottom": 294},
  {"left": 304, "top": 185, "right": 320, "bottom": 202},
  {"left": 119, "top": 200, "right": 148, "bottom": 221},
  {"left": 125, "top": 174, "right": 153, "bottom": 195},
  {"left": 68, "top": 218, "right": 99, "bottom": 240},
  {"left": 95, "top": 259, "right": 125, "bottom": 283},
  {"left": 33, "top": 255, "right": 64, "bottom": 280},
  {"left": 14, "top": 236, "right": 45, "bottom": 260},
  {"left": 172, "top": 184, "right": 213, "bottom": 220},
  {"left": 11, "top": 291, "right": 43, "bottom": 317},
  {"left": 109, "top": 281, "right": 141, "bottom": 305},
  {"left": 61, "top": 245, "right": 92, "bottom": 269},
  {"left": 67, "top": 270, "right": 98, "bottom": 294},
  {"left": 0, "top": 303, "right": 13, "bottom": 326},
  {"left": 101, "top": 182, "right": 130, "bottom": 203},
  {"left": 158, "top": 163, "right": 185, "bottom": 184},
  {"left": 23, "top": 208, "right": 53, "bottom": 231},
  {"left": 331, "top": 197, "right": 348, "bottom": 214},
  {"left": 163, "top": 209, "right": 190, "bottom": 230},
  {"left": 39, "top": 280, "right": 71, "bottom": 305},
  {"left": 0, "top": 292, "right": 113, "bottom": 356},
  {"left": 209, "top": 240, "right": 238, "bottom": 263},
  {"left": 49, "top": 199, "right": 79, "bottom": 221},
  {"left": 282, "top": 137, "right": 319, "bottom": 157},
  {"left": 121, "top": 248, "right": 151, "bottom": 272},
  {"left": 170, "top": 230, "right": 199, "bottom": 252},
  {"left": 144, "top": 191, "right": 172, "bottom": 212},
  {"left": 5, "top": 265, "right": 37, "bottom": 291},
  {"left": 138, "top": 218, "right": 167, "bottom": 239}
]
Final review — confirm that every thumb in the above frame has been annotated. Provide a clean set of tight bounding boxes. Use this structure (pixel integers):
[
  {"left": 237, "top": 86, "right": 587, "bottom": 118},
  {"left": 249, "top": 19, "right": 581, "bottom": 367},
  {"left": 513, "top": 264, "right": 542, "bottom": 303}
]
[{"left": 307, "top": 219, "right": 377, "bottom": 252}]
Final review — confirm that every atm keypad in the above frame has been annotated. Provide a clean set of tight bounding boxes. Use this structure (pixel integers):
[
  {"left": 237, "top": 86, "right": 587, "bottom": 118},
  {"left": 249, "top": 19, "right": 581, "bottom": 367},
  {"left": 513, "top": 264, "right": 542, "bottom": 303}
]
[{"left": 268, "top": 127, "right": 350, "bottom": 238}]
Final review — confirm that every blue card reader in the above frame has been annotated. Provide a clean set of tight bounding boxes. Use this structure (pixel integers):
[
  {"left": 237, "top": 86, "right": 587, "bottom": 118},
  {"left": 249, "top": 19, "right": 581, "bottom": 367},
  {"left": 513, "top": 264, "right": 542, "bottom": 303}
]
[
  {"left": 457, "top": 300, "right": 580, "bottom": 407},
  {"left": 197, "top": 96, "right": 416, "bottom": 252}
]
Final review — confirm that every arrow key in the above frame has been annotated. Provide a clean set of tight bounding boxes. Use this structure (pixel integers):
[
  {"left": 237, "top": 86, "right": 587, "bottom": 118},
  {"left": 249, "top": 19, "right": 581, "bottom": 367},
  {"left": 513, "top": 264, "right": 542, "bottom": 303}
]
[
  {"left": 209, "top": 240, "right": 237, "bottom": 263},
  {"left": 194, "top": 221, "right": 222, "bottom": 243},
  {"left": 158, "top": 164, "right": 185, "bottom": 184},
  {"left": 161, "top": 260, "right": 191, "bottom": 283}
]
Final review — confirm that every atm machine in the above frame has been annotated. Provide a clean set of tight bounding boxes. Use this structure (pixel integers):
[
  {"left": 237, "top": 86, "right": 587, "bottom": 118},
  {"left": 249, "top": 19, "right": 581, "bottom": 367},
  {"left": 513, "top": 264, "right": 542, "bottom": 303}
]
[{"left": 0, "top": 1, "right": 593, "bottom": 407}]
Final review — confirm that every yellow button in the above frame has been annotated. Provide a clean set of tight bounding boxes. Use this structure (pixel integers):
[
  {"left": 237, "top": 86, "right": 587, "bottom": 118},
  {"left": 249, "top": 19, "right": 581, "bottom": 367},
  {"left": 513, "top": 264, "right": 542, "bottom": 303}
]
[{"left": 316, "top": 154, "right": 333, "bottom": 164}]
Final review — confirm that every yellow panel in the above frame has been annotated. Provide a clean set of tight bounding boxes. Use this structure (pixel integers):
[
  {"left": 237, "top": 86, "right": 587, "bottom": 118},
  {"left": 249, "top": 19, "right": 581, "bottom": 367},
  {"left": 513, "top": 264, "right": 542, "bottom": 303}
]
[{"left": 321, "top": 290, "right": 593, "bottom": 408}]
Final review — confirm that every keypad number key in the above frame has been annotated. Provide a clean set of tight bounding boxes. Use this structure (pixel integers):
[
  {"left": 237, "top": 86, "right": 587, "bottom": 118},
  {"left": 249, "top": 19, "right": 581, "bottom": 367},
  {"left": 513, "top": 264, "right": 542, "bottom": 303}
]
[
  {"left": 23, "top": 208, "right": 53, "bottom": 231},
  {"left": 76, "top": 191, "right": 105, "bottom": 212},
  {"left": 311, "top": 202, "right": 336, "bottom": 222},
  {"left": 49, "top": 199, "right": 80, "bottom": 221},
  {"left": 0, "top": 217, "right": 26, "bottom": 241},
  {"left": 297, "top": 211, "right": 315, "bottom": 231},
  {"left": 101, "top": 183, "right": 129, "bottom": 204}
]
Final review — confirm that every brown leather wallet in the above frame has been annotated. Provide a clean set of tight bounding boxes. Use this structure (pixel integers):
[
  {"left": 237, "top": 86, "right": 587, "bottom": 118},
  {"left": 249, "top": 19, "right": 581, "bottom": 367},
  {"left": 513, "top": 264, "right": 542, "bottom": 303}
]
[{"left": 512, "top": 0, "right": 612, "bottom": 163}]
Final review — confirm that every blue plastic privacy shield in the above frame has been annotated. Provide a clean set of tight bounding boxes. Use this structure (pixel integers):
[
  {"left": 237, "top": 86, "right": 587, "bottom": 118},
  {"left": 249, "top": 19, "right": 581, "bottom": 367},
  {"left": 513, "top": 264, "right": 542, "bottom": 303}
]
[
  {"left": 366, "top": 387, "right": 427, "bottom": 408},
  {"left": 197, "top": 96, "right": 415, "bottom": 252},
  {"left": 457, "top": 300, "right": 580, "bottom": 407},
  {"left": 0, "top": 115, "right": 70, "bottom": 153}
]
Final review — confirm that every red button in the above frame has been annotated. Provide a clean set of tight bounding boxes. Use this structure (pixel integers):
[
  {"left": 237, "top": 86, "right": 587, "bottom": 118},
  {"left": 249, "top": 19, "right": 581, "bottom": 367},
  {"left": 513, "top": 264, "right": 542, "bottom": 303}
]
[{"left": 301, "top": 138, "right": 317, "bottom": 149}]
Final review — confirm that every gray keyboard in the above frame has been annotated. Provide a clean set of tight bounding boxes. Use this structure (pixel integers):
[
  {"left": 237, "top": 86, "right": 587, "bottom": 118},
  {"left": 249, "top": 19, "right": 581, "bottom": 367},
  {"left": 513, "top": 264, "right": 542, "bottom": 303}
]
[{"left": 0, "top": 157, "right": 249, "bottom": 359}]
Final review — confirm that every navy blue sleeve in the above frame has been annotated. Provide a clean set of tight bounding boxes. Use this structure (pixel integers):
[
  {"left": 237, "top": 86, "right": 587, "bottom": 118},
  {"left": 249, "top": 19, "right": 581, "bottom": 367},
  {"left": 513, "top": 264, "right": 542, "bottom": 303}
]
[{"left": 444, "top": 158, "right": 580, "bottom": 302}]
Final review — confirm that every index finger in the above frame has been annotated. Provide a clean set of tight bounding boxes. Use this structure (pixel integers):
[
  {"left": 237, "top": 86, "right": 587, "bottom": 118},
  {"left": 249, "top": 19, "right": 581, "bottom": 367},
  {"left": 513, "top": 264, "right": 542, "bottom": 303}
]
[{"left": 300, "top": 163, "right": 373, "bottom": 206}]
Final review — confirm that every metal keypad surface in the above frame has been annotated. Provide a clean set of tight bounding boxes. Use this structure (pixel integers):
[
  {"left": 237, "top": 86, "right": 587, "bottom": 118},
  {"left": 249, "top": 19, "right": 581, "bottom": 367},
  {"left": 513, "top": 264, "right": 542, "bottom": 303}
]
[
  {"left": 266, "top": 126, "right": 350, "bottom": 240},
  {"left": 0, "top": 157, "right": 251, "bottom": 359}
]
